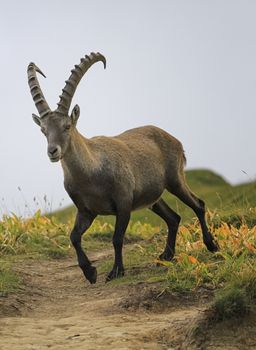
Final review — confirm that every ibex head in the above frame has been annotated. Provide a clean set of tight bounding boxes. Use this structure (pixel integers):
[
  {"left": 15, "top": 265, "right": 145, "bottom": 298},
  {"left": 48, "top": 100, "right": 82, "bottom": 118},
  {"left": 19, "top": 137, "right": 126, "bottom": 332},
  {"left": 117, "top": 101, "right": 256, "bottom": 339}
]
[{"left": 28, "top": 52, "right": 106, "bottom": 162}]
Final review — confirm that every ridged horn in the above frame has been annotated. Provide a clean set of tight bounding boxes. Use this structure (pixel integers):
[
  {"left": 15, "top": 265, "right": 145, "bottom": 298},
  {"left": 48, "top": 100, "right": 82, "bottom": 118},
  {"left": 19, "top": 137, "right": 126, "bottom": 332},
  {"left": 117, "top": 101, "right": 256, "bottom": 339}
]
[
  {"left": 27, "top": 63, "right": 51, "bottom": 118},
  {"left": 56, "top": 52, "right": 106, "bottom": 115}
]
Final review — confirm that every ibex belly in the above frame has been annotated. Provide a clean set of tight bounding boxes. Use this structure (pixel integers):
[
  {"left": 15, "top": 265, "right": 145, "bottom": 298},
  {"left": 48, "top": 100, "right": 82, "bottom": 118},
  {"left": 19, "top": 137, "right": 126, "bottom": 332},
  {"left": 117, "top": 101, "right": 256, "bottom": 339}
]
[
  {"left": 132, "top": 180, "right": 164, "bottom": 210},
  {"left": 64, "top": 180, "right": 116, "bottom": 215},
  {"left": 65, "top": 173, "right": 165, "bottom": 215}
]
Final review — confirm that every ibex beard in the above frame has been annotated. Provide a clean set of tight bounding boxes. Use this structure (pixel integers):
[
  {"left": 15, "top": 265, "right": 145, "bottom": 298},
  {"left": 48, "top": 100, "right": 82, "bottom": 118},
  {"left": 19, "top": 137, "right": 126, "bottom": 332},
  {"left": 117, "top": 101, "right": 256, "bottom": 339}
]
[{"left": 28, "top": 52, "right": 219, "bottom": 284}]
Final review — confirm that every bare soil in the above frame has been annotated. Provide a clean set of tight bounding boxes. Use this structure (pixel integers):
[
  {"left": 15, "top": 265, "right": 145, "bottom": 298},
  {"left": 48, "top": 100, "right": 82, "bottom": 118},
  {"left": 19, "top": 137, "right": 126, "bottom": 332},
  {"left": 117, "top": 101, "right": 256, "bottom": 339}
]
[{"left": 0, "top": 250, "right": 255, "bottom": 350}]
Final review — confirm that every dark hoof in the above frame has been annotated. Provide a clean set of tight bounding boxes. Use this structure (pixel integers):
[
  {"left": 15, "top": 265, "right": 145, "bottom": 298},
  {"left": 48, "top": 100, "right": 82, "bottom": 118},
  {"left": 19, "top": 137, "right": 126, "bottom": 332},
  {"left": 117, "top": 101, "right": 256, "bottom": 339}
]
[
  {"left": 158, "top": 251, "right": 174, "bottom": 262},
  {"left": 106, "top": 267, "right": 124, "bottom": 282},
  {"left": 205, "top": 237, "right": 220, "bottom": 253},
  {"left": 84, "top": 265, "right": 97, "bottom": 284}
]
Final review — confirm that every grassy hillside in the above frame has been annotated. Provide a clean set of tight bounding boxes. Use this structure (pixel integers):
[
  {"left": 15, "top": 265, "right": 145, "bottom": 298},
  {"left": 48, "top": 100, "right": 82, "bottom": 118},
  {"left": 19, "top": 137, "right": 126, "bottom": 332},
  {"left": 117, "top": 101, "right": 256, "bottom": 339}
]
[
  {"left": 1, "top": 168, "right": 255, "bottom": 322},
  {"left": 52, "top": 169, "right": 256, "bottom": 227}
]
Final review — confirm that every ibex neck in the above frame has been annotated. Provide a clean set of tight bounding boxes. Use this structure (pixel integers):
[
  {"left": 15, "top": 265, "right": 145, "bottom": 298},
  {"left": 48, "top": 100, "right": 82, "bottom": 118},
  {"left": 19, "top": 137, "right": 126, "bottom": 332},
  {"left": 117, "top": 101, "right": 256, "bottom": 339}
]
[{"left": 61, "top": 129, "right": 92, "bottom": 179}]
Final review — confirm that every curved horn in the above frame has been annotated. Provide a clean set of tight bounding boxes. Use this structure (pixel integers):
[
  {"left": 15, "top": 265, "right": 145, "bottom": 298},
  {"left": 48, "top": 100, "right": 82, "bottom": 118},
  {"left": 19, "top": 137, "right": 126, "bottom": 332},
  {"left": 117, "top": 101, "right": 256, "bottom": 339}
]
[
  {"left": 27, "top": 63, "right": 51, "bottom": 118},
  {"left": 56, "top": 52, "right": 106, "bottom": 115}
]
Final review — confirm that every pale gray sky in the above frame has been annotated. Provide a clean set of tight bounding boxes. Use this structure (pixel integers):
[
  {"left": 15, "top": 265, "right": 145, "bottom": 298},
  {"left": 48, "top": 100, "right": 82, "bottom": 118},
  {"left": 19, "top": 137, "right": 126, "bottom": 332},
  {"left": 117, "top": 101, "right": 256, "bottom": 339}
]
[{"left": 1, "top": 0, "right": 255, "bottom": 216}]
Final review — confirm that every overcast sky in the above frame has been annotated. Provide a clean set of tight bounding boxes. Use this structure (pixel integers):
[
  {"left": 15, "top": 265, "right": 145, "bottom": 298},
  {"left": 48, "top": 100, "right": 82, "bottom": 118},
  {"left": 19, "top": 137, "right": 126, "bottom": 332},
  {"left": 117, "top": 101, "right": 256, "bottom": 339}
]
[{"left": 1, "top": 0, "right": 255, "bottom": 217}]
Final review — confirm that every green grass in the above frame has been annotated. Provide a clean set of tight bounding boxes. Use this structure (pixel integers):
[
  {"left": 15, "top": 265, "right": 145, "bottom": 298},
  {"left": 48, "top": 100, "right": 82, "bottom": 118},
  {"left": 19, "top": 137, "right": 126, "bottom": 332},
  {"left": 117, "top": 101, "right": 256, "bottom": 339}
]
[
  {"left": 0, "top": 212, "right": 71, "bottom": 257},
  {"left": 211, "top": 271, "right": 256, "bottom": 320},
  {"left": 0, "top": 263, "right": 21, "bottom": 297},
  {"left": 1, "top": 212, "right": 255, "bottom": 318}
]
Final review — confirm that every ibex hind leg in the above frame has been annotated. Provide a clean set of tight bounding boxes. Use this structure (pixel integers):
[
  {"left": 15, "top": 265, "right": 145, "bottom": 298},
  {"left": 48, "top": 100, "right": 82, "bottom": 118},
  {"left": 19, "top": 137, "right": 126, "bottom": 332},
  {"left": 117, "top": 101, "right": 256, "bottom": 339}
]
[
  {"left": 169, "top": 183, "right": 219, "bottom": 252},
  {"left": 151, "top": 199, "right": 181, "bottom": 261}
]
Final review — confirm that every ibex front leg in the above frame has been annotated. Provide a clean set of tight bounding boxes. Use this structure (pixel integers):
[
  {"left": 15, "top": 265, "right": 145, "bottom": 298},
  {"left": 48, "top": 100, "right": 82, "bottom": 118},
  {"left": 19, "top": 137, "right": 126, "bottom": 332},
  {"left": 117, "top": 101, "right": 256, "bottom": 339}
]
[
  {"left": 106, "top": 211, "right": 130, "bottom": 282},
  {"left": 70, "top": 211, "right": 96, "bottom": 284}
]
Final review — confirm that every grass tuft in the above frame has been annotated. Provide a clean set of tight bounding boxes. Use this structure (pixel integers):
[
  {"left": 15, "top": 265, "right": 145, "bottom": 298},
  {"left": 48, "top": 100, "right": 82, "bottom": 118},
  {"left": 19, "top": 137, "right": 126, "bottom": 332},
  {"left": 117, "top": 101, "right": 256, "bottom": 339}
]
[
  {"left": 211, "top": 270, "right": 256, "bottom": 320},
  {"left": 213, "top": 287, "right": 249, "bottom": 320},
  {"left": 0, "top": 211, "right": 71, "bottom": 257},
  {"left": 0, "top": 264, "right": 21, "bottom": 297}
]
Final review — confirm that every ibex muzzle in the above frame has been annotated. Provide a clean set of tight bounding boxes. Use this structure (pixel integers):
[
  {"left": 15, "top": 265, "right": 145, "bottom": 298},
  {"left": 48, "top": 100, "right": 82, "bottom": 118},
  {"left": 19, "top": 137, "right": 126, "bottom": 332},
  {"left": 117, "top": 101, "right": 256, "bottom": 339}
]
[
  {"left": 32, "top": 113, "right": 73, "bottom": 162},
  {"left": 28, "top": 52, "right": 219, "bottom": 285}
]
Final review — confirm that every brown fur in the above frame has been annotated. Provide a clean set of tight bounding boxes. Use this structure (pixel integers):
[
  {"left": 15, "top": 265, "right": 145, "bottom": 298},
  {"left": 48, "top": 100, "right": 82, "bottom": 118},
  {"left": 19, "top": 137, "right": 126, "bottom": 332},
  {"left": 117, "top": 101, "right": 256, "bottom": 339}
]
[{"left": 61, "top": 125, "right": 184, "bottom": 215}]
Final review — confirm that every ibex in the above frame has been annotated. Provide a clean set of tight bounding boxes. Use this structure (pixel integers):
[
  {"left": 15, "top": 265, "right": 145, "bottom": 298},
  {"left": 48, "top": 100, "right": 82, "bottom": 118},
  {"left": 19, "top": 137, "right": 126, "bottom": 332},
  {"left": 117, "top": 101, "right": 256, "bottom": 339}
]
[{"left": 28, "top": 52, "right": 219, "bottom": 284}]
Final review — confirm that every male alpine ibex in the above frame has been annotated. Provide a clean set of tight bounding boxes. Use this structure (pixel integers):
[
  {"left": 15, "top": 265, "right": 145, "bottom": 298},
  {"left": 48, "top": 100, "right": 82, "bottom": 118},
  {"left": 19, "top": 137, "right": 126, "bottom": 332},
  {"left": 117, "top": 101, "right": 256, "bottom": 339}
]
[{"left": 28, "top": 52, "right": 219, "bottom": 284}]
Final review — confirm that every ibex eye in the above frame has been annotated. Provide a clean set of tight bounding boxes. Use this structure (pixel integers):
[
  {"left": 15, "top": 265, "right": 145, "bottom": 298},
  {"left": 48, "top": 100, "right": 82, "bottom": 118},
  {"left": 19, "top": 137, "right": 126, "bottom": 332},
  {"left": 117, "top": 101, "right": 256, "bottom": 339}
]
[{"left": 65, "top": 125, "right": 71, "bottom": 131}]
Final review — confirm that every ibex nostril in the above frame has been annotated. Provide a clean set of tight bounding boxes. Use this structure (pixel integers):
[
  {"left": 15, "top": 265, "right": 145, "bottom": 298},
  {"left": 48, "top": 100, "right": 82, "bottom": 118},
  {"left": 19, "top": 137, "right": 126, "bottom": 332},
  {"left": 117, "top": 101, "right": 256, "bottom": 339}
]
[{"left": 48, "top": 147, "right": 58, "bottom": 156}]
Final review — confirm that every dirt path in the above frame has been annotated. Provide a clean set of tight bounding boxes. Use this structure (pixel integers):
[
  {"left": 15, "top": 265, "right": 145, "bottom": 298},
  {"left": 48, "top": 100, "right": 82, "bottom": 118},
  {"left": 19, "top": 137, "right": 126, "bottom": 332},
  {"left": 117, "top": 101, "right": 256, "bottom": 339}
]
[{"left": 0, "top": 251, "right": 255, "bottom": 350}]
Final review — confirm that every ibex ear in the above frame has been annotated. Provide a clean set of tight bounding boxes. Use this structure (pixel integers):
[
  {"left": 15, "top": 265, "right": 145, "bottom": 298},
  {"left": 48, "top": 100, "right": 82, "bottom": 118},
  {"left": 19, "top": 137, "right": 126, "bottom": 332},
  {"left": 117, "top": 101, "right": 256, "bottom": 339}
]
[
  {"left": 71, "top": 104, "right": 80, "bottom": 125},
  {"left": 32, "top": 114, "right": 41, "bottom": 126}
]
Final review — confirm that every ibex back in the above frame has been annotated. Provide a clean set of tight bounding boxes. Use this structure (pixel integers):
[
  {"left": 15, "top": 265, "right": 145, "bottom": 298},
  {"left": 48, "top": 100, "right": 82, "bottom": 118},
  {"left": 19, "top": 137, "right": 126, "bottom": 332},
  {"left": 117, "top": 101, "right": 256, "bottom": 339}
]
[{"left": 28, "top": 52, "right": 219, "bottom": 284}]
